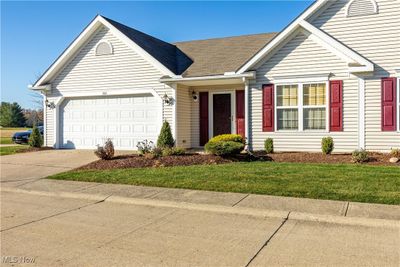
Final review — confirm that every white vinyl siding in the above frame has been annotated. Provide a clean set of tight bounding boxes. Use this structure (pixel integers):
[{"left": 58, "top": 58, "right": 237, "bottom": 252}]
[
  {"left": 252, "top": 30, "right": 358, "bottom": 152},
  {"left": 44, "top": 26, "right": 173, "bottom": 147},
  {"left": 309, "top": 0, "right": 400, "bottom": 151},
  {"left": 176, "top": 85, "right": 192, "bottom": 148}
]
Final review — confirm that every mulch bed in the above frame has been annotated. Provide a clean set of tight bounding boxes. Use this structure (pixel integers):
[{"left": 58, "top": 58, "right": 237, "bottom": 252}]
[
  {"left": 77, "top": 154, "right": 232, "bottom": 170},
  {"left": 77, "top": 151, "right": 398, "bottom": 170},
  {"left": 254, "top": 151, "right": 396, "bottom": 166}
]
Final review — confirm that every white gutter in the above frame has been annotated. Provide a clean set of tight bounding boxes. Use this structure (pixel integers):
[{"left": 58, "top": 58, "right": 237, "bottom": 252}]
[
  {"left": 159, "top": 72, "right": 256, "bottom": 83},
  {"left": 28, "top": 84, "right": 51, "bottom": 91}
]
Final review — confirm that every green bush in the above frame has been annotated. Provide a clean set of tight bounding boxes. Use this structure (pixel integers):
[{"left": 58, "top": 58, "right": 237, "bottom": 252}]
[
  {"left": 208, "top": 134, "right": 244, "bottom": 144},
  {"left": 352, "top": 149, "right": 369, "bottom": 163},
  {"left": 390, "top": 148, "right": 400, "bottom": 158},
  {"left": 264, "top": 138, "right": 274, "bottom": 154},
  {"left": 28, "top": 125, "right": 43, "bottom": 148},
  {"left": 321, "top": 137, "right": 334, "bottom": 155},
  {"left": 157, "top": 121, "right": 174, "bottom": 148},
  {"left": 205, "top": 140, "right": 245, "bottom": 156},
  {"left": 162, "top": 147, "right": 186, "bottom": 157}
]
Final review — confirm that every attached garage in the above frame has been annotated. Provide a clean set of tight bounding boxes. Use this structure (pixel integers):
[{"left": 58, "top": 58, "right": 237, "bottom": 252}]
[{"left": 60, "top": 94, "right": 162, "bottom": 150}]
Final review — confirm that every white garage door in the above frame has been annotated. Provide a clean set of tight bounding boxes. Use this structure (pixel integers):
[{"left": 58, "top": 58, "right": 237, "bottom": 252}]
[{"left": 60, "top": 94, "right": 161, "bottom": 150}]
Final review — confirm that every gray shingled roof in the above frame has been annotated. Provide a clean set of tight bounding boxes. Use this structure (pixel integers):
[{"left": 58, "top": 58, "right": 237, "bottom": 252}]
[
  {"left": 104, "top": 16, "right": 277, "bottom": 77},
  {"left": 174, "top": 33, "right": 277, "bottom": 77}
]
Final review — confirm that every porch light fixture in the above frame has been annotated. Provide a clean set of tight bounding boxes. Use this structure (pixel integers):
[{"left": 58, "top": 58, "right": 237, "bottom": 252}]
[
  {"left": 45, "top": 99, "right": 56, "bottom": 109},
  {"left": 192, "top": 91, "right": 199, "bottom": 102},
  {"left": 162, "top": 93, "right": 173, "bottom": 105}
]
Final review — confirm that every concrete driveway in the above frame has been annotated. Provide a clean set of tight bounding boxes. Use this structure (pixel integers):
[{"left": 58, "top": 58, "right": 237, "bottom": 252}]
[{"left": 0, "top": 150, "right": 97, "bottom": 186}]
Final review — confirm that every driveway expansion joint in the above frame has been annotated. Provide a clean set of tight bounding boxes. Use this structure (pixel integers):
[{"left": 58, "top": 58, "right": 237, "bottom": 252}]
[
  {"left": 0, "top": 194, "right": 112, "bottom": 233},
  {"left": 232, "top": 194, "right": 250, "bottom": 207},
  {"left": 344, "top": 202, "right": 350, "bottom": 216}
]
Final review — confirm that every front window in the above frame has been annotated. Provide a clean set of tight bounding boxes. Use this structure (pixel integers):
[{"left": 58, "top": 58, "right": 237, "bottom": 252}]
[
  {"left": 277, "top": 85, "right": 298, "bottom": 130},
  {"left": 276, "top": 82, "right": 327, "bottom": 131},
  {"left": 303, "top": 83, "right": 326, "bottom": 130}
]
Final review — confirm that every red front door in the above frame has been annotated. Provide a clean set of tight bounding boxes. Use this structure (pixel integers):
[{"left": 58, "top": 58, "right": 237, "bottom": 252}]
[{"left": 213, "top": 94, "right": 232, "bottom": 136}]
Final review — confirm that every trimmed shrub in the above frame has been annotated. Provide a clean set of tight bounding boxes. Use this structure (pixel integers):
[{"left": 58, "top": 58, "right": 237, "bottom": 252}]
[
  {"left": 208, "top": 134, "right": 244, "bottom": 144},
  {"left": 162, "top": 147, "right": 186, "bottom": 157},
  {"left": 28, "top": 125, "right": 43, "bottom": 148},
  {"left": 390, "top": 148, "right": 400, "bottom": 158},
  {"left": 205, "top": 140, "right": 245, "bottom": 156},
  {"left": 352, "top": 149, "right": 369, "bottom": 163},
  {"left": 264, "top": 138, "right": 274, "bottom": 154},
  {"left": 321, "top": 137, "right": 334, "bottom": 155},
  {"left": 157, "top": 121, "right": 175, "bottom": 148},
  {"left": 95, "top": 139, "right": 114, "bottom": 160}
]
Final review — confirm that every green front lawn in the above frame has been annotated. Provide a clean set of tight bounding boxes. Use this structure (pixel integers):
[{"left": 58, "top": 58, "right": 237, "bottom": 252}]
[
  {"left": 0, "top": 145, "right": 30, "bottom": 156},
  {"left": 0, "top": 137, "right": 13, "bottom": 144},
  {"left": 49, "top": 162, "right": 400, "bottom": 205}
]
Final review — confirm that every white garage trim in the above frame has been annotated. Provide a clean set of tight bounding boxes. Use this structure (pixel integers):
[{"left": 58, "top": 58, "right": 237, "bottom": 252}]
[{"left": 55, "top": 89, "right": 163, "bottom": 150}]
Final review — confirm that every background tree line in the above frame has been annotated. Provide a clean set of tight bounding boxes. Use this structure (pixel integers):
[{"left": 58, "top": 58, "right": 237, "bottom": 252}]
[{"left": 0, "top": 101, "right": 43, "bottom": 127}]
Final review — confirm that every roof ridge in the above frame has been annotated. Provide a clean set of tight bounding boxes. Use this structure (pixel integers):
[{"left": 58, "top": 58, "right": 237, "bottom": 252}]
[{"left": 173, "top": 32, "right": 278, "bottom": 44}]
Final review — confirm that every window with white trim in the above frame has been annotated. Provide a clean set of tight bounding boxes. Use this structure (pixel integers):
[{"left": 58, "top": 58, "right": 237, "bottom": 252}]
[
  {"left": 276, "top": 85, "right": 298, "bottom": 130},
  {"left": 276, "top": 82, "right": 327, "bottom": 131}
]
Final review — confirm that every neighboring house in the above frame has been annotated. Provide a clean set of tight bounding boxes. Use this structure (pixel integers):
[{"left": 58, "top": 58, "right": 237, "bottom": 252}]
[{"left": 30, "top": 0, "right": 399, "bottom": 152}]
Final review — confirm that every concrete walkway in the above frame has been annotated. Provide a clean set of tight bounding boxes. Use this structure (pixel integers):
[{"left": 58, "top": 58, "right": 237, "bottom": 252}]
[{"left": 3, "top": 178, "right": 399, "bottom": 224}]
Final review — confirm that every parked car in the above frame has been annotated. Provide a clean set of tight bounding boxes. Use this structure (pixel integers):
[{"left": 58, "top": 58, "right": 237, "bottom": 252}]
[{"left": 12, "top": 126, "right": 43, "bottom": 144}]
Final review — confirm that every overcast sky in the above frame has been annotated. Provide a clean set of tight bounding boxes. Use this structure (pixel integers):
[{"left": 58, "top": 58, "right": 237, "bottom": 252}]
[{"left": 1, "top": 1, "right": 312, "bottom": 109}]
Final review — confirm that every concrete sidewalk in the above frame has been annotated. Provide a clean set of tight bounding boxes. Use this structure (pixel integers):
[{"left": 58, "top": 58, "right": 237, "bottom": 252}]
[{"left": 2, "top": 179, "right": 399, "bottom": 226}]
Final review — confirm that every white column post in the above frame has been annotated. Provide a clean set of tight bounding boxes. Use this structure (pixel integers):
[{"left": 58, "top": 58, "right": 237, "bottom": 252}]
[
  {"left": 171, "top": 83, "right": 178, "bottom": 146},
  {"left": 244, "top": 79, "right": 250, "bottom": 149},
  {"left": 54, "top": 97, "right": 64, "bottom": 149},
  {"left": 358, "top": 77, "right": 365, "bottom": 149}
]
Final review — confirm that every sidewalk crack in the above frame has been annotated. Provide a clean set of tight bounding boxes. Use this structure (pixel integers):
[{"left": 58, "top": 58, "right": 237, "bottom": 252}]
[{"left": 244, "top": 212, "right": 290, "bottom": 267}]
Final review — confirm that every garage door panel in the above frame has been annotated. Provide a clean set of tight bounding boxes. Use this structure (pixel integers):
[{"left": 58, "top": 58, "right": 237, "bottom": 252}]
[{"left": 61, "top": 94, "right": 161, "bottom": 150}]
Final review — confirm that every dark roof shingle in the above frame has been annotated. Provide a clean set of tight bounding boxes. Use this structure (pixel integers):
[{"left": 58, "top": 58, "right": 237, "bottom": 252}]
[{"left": 104, "top": 16, "right": 277, "bottom": 77}]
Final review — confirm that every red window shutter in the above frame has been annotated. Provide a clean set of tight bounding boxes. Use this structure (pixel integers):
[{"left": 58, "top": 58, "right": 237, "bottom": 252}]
[
  {"left": 199, "top": 92, "right": 209, "bottom": 146},
  {"left": 236, "top": 90, "right": 245, "bottom": 138},
  {"left": 329, "top": 80, "right": 343, "bottom": 132},
  {"left": 381, "top": 77, "right": 397, "bottom": 131},
  {"left": 262, "top": 84, "right": 274, "bottom": 132}
]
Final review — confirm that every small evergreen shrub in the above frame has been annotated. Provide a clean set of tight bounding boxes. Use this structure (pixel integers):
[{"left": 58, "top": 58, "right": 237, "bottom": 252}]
[
  {"left": 205, "top": 140, "right": 245, "bottom": 156},
  {"left": 28, "top": 125, "right": 43, "bottom": 148},
  {"left": 208, "top": 134, "right": 244, "bottom": 144},
  {"left": 137, "top": 140, "right": 154, "bottom": 155},
  {"left": 95, "top": 139, "right": 114, "bottom": 160},
  {"left": 162, "top": 147, "right": 186, "bottom": 157},
  {"left": 264, "top": 138, "right": 274, "bottom": 154},
  {"left": 352, "top": 149, "right": 369, "bottom": 163},
  {"left": 321, "top": 137, "right": 334, "bottom": 155},
  {"left": 157, "top": 121, "right": 175, "bottom": 148},
  {"left": 390, "top": 148, "right": 400, "bottom": 158}
]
